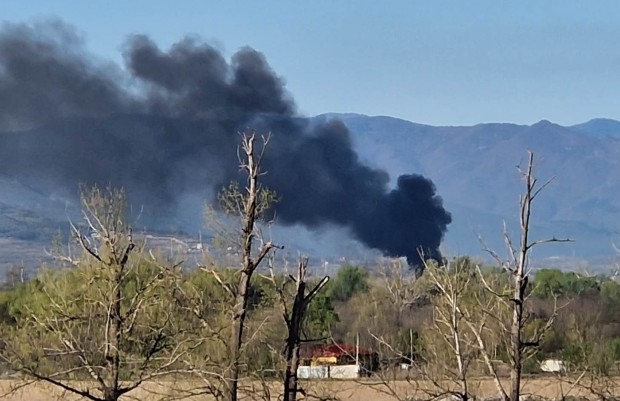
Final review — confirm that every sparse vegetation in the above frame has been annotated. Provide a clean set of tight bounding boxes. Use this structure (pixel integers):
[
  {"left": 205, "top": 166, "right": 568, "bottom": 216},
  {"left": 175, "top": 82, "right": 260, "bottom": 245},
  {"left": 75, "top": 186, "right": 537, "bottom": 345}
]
[{"left": 0, "top": 145, "right": 618, "bottom": 401}]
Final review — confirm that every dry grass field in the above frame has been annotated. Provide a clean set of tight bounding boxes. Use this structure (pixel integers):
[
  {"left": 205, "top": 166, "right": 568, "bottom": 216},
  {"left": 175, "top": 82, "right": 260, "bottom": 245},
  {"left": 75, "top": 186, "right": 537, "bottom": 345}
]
[{"left": 0, "top": 376, "right": 614, "bottom": 401}]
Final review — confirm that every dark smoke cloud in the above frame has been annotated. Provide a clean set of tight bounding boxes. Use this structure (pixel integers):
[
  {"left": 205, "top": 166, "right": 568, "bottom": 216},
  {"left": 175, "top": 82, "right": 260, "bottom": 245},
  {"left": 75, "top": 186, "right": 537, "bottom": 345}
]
[
  {"left": 0, "top": 20, "right": 451, "bottom": 267},
  {"left": 0, "top": 20, "right": 131, "bottom": 129}
]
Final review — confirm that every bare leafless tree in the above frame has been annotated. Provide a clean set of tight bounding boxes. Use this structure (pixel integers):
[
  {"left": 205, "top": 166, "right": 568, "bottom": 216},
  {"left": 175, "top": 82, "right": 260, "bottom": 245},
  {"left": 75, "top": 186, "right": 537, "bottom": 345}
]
[
  {"left": 173, "top": 132, "right": 279, "bottom": 401},
  {"left": 266, "top": 256, "right": 329, "bottom": 401},
  {"left": 0, "top": 186, "right": 186, "bottom": 401},
  {"left": 422, "top": 261, "right": 475, "bottom": 401},
  {"left": 224, "top": 132, "right": 279, "bottom": 401},
  {"left": 378, "top": 258, "right": 422, "bottom": 326},
  {"left": 162, "top": 131, "right": 280, "bottom": 401},
  {"left": 477, "top": 151, "right": 572, "bottom": 401}
]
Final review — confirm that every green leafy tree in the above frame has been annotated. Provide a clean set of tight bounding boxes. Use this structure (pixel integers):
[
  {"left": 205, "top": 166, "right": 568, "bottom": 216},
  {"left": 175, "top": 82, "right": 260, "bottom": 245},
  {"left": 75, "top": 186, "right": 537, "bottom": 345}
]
[
  {"left": 304, "top": 292, "right": 339, "bottom": 340},
  {"left": 533, "top": 269, "right": 600, "bottom": 298},
  {"left": 601, "top": 279, "right": 620, "bottom": 304},
  {"left": 328, "top": 264, "right": 369, "bottom": 302}
]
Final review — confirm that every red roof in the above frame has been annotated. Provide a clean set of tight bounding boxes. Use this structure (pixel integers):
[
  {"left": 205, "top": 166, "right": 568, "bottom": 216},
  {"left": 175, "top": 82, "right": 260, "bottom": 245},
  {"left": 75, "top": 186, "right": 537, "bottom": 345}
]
[{"left": 300, "top": 343, "right": 375, "bottom": 359}]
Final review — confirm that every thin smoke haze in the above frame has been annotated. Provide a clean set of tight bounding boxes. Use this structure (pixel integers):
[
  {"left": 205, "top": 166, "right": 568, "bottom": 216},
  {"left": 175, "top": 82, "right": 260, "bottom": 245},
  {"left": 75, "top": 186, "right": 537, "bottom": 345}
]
[{"left": 0, "top": 20, "right": 451, "bottom": 267}]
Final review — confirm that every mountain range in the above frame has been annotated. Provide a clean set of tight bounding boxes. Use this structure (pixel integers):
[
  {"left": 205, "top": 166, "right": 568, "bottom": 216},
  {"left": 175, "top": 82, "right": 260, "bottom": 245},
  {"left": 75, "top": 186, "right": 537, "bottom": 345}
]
[
  {"left": 319, "top": 114, "right": 620, "bottom": 268},
  {"left": 0, "top": 114, "right": 619, "bottom": 272}
]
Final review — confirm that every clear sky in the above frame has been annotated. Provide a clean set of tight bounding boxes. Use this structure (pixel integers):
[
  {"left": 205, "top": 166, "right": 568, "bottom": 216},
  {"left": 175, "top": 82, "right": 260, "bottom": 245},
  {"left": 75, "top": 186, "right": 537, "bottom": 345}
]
[{"left": 3, "top": 0, "right": 620, "bottom": 126}]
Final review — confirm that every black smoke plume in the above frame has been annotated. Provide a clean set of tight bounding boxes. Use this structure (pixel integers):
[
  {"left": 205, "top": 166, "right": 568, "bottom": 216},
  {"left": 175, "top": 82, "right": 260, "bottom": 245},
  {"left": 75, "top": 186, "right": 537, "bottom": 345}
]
[{"left": 0, "top": 20, "right": 451, "bottom": 267}]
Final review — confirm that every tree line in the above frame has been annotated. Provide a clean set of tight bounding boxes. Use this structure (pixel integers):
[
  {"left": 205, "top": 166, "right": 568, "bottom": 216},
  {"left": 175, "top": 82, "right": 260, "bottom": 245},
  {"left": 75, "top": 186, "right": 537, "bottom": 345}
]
[{"left": 0, "top": 139, "right": 618, "bottom": 401}]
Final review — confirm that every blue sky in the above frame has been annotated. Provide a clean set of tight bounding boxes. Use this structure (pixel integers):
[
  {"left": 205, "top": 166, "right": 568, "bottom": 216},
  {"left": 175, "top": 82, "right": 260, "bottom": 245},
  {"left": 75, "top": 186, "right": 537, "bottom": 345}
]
[{"left": 3, "top": 1, "right": 620, "bottom": 126}]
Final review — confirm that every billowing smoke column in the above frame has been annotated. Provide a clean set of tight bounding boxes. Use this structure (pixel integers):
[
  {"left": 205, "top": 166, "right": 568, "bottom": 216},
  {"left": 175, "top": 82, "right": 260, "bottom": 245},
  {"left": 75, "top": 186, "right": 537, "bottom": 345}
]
[{"left": 0, "top": 20, "right": 451, "bottom": 267}]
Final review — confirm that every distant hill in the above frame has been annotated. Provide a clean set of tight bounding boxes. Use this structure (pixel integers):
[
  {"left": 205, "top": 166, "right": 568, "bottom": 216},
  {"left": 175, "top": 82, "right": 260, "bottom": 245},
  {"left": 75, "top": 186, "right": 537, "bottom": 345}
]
[
  {"left": 571, "top": 118, "right": 620, "bottom": 139},
  {"left": 316, "top": 114, "right": 620, "bottom": 268}
]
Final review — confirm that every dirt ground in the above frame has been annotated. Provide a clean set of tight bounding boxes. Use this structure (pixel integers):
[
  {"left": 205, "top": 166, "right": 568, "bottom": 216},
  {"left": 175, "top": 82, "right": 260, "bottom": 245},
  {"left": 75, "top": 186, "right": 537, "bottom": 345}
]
[{"left": 0, "top": 376, "right": 613, "bottom": 401}]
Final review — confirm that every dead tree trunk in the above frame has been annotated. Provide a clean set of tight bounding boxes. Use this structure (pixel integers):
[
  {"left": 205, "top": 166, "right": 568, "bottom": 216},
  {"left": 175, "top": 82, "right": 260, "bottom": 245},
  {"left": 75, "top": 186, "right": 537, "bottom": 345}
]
[
  {"left": 282, "top": 258, "right": 329, "bottom": 401},
  {"left": 481, "top": 151, "right": 571, "bottom": 401},
  {"left": 226, "top": 133, "right": 276, "bottom": 401},
  {"left": 510, "top": 151, "right": 538, "bottom": 401},
  {"left": 510, "top": 152, "right": 543, "bottom": 401}
]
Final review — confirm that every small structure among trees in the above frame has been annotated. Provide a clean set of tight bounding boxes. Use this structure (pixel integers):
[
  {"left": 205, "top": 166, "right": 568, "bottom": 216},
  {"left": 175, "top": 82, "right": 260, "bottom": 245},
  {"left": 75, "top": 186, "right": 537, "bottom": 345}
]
[{"left": 297, "top": 342, "right": 378, "bottom": 379}]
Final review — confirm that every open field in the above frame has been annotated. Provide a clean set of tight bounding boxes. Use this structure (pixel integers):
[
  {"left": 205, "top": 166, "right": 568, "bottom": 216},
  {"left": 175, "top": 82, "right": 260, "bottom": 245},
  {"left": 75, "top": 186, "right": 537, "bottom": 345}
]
[{"left": 0, "top": 377, "right": 616, "bottom": 401}]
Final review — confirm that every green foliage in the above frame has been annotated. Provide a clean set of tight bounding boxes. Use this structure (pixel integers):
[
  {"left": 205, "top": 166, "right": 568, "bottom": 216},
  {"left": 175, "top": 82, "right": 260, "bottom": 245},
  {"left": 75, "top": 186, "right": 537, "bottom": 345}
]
[
  {"left": 539, "top": 327, "right": 566, "bottom": 356},
  {"left": 590, "top": 343, "right": 615, "bottom": 375},
  {"left": 522, "top": 356, "right": 540, "bottom": 374},
  {"left": 327, "top": 264, "right": 369, "bottom": 302},
  {"left": 601, "top": 279, "right": 620, "bottom": 304},
  {"left": 607, "top": 337, "right": 620, "bottom": 361},
  {"left": 183, "top": 268, "right": 235, "bottom": 314},
  {"left": 395, "top": 329, "right": 419, "bottom": 361},
  {"left": 3, "top": 277, "right": 45, "bottom": 321},
  {"left": 181, "top": 268, "right": 279, "bottom": 314},
  {"left": 303, "top": 292, "right": 339, "bottom": 340},
  {"left": 558, "top": 333, "right": 620, "bottom": 375},
  {"left": 8, "top": 235, "right": 620, "bottom": 385},
  {"left": 533, "top": 268, "right": 600, "bottom": 298},
  {"left": 248, "top": 274, "right": 279, "bottom": 309}
]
